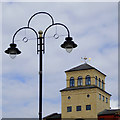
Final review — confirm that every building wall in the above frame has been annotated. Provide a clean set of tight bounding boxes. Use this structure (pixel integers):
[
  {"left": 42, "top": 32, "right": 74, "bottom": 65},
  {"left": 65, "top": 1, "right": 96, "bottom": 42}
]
[
  {"left": 96, "top": 88, "right": 111, "bottom": 114},
  {"left": 66, "top": 69, "right": 105, "bottom": 90},
  {"left": 61, "top": 88, "right": 97, "bottom": 118},
  {"left": 61, "top": 67, "right": 111, "bottom": 119},
  {"left": 61, "top": 88, "right": 110, "bottom": 119}
]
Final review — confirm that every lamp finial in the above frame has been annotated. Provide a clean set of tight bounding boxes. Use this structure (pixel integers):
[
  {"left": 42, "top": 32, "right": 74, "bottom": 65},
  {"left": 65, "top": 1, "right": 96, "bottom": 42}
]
[{"left": 38, "top": 30, "right": 43, "bottom": 38}]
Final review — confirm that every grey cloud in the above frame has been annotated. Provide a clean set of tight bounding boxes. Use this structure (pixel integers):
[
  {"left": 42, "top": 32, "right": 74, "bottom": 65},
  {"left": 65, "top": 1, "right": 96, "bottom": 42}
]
[{"left": 2, "top": 2, "right": 118, "bottom": 118}]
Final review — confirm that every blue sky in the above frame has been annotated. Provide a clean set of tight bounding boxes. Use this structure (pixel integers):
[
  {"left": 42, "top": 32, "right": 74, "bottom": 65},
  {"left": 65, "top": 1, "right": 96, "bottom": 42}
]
[{"left": 1, "top": 1, "right": 118, "bottom": 119}]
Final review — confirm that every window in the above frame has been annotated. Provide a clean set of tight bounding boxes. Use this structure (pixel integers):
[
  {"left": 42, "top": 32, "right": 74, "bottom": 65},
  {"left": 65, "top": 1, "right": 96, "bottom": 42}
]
[
  {"left": 102, "top": 80, "right": 104, "bottom": 89},
  {"left": 102, "top": 96, "right": 104, "bottom": 101},
  {"left": 86, "top": 105, "right": 91, "bottom": 110},
  {"left": 76, "top": 106, "right": 81, "bottom": 111},
  {"left": 87, "top": 94, "right": 90, "bottom": 98},
  {"left": 78, "top": 76, "right": 82, "bottom": 86},
  {"left": 106, "top": 97, "right": 108, "bottom": 103},
  {"left": 67, "top": 106, "right": 72, "bottom": 112},
  {"left": 99, "top": 94, "right": 101, "bottom": 100},
  {"left": 85, "top": 75, "right": 91, "bottom": 85},
  {"left": 95, "top": 76, "right": 97, "bottom": 86},
  {"left": 70, "top": 77, "right": 74, "bottom": 87},
  {"left": 99, "top": 78, "right": 101, "bottom": 88},
  {"left": 68, "top": 96, "right": 71, "bottom": 100}
]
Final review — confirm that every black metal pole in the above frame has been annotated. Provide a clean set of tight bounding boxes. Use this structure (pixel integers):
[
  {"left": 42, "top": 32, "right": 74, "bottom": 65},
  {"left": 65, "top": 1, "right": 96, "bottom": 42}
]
[
  {"left": 4, "top": 12, "right": 77, "bottom": 120},
  {"left": 39, "top": 31, "right": 43, "bottom": 120}
]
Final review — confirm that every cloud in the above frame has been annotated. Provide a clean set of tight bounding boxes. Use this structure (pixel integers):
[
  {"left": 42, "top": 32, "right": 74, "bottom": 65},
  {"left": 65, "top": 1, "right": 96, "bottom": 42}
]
[
  {"left": 110, "top": 99, "right": 118, "bottom": 109},
  {"left": 1, "top": 0, "right": 119, "bottom": 2},
  {"left": 0, "top": 2, "right": 2, "bottom": 119},
  {"left": 2, "top": 2, "right": 118, "bottom": 118}
]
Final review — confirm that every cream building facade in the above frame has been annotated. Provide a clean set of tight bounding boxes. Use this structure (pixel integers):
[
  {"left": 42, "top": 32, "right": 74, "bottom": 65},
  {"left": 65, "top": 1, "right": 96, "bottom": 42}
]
[{"left": 60, "top": 63, "right": 111, "bottom": 119}]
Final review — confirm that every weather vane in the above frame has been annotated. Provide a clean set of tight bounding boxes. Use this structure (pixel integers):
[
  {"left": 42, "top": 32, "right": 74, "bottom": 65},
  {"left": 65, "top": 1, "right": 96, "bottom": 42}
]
[{"left": 81, "top": 57, "right": 91, "bottom": 63}]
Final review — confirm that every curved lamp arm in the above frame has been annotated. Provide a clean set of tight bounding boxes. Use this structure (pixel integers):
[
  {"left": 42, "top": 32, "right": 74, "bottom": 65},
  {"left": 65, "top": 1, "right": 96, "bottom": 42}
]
[
  {"left": 12, "top": 26, "right": 39, "bottom": 44},
  {"left": 43, "top": 22, "right": 70, "bottom": 38},
  {"left": 5, "top": 11, "right": 77, "bottom": 58},
  {"left": 43, "top": 22, "right": 71, "bottom": 54},
  {"left": 27, "top": 11, "right": 55, "bottom": 27},
  {"left": 11, "top": 26, "right": 40, "bottom": 55}
]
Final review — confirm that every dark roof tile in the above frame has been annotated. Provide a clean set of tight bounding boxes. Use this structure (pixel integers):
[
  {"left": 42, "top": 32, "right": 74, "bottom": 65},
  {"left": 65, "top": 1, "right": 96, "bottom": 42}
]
[
  {"left": 43, "top": 113, "right": 61, "bottom": 119},
  {"left": 60, "top": 85, "right": 111, "bottom": 96},
  {"left": 65, "top": 63, "right": 106, "bottom": 76},
  {"left": 98, "top": 109, "right": 120, "bottom": 116}
]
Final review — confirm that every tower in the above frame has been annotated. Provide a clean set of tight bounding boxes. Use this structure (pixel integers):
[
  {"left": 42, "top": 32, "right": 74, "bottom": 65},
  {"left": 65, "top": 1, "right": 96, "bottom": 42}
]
[{"left": 60, "top": 63, "right": 111, "bottom": 119}]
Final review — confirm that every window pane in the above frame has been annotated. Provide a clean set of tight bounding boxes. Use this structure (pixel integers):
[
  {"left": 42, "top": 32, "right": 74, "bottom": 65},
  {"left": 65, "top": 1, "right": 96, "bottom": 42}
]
[
  {"left": 87, "top": 94, "right": 90, "bottom": 98},
  {"left": 86, "top": 105, "right": 91, "bottom": 110},
  {"left": 68, "top": 96, "right": 71, "bottom": 100},
  {"left": 78, "top": 76, "right": 82, "bottom": 86},
  {"left": 67, "top": 106, "right": 72, "bottom": 112},
  {"left": 70, "top": 77, "right": 74, "bottom": 87},
  {"left": 102, "top": 96, "right": 104, "bottom": 101},
  {"left": 106, "top": 98, "right": 108, "bottom": 103},
  {"left": 86, "top": 75, "right": 91, "bottom": 85},
  {"left": 99, "top": 94, "right": 101, "bottom": 100},
  {"left": 102, "top": 80, "right": 104, "bottom": 89},
  {"left": 99, "top": 78, "right": 101, "bottom": 87},
  {"left": 95, "top": 76, "right": 97, "bottom": 86},
  {"left": 76, "top": 106, "right": 81, "bottom": 111}
]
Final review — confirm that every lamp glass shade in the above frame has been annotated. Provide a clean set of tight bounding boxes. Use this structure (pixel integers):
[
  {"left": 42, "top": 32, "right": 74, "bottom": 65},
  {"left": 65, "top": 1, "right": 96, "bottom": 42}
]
[
  {"left": 61, "top": 37, "right": 77, "bottom": 53},
  {"left": 9, "top": 54, "right": 16, "bottom": 59},
  {"left": 65, "top": 45, "right": 73, "bottom": 53},
  {"left": 9, "top": 49, "right": 17, "bottom": 59}
]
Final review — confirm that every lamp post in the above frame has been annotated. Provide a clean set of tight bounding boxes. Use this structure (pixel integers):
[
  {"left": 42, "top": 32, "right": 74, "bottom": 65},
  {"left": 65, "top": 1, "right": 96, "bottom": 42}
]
[{"left": 4, "top": 12, "right": 77, "bottom": 120}]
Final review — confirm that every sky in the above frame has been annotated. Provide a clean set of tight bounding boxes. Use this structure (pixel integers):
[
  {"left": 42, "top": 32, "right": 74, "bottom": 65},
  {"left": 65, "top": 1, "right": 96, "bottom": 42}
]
[{"left": 0, "top": 0, "right": 119, "bottom": 119}]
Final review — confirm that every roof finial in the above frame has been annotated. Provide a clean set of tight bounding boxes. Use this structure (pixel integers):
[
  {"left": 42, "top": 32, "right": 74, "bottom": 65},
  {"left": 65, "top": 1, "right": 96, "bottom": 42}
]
[{"left": 81, "top": 57, "right": 91, "bottom": 63}]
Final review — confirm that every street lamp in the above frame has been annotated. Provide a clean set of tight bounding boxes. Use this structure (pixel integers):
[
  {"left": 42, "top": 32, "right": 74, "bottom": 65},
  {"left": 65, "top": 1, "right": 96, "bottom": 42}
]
[{"left": 4, "top": 12, "right": 77, "bottom": 120}]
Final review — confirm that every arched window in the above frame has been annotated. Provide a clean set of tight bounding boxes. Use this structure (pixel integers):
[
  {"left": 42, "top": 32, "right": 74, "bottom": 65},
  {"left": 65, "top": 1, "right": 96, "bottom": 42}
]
[
  {"left": 85, "top": 75, "right": 91, "bottom": 85},
  {"left": 95, "top": 76, "right": 97, "bottom": 86},
  {"left": 78, "top": 76, "right": 82, "bottom": 86},
  {"left": 102, "top": 80, "right": 104, "bottom": 89},
  {"left": 99, "top": 78, "right": 101, "bottom": 88},
  {"left": 70, "top": 77, "right": 74, "bottom": 87}
]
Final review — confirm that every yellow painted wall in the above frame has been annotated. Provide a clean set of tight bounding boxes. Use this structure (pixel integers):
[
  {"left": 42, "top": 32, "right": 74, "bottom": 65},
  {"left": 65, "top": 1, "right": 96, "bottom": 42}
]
[
  {"left": 61, "top": 88, "right": 110, "bottom": 119},
  {"left": 96, "top": 88, "right": 111, "bottom": 114},
  {"left": 66, "top": 69, "right": 105, "bottom": 90},
  {"left": 61, "top": 68, "right": 111, "bottom": 119}
]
